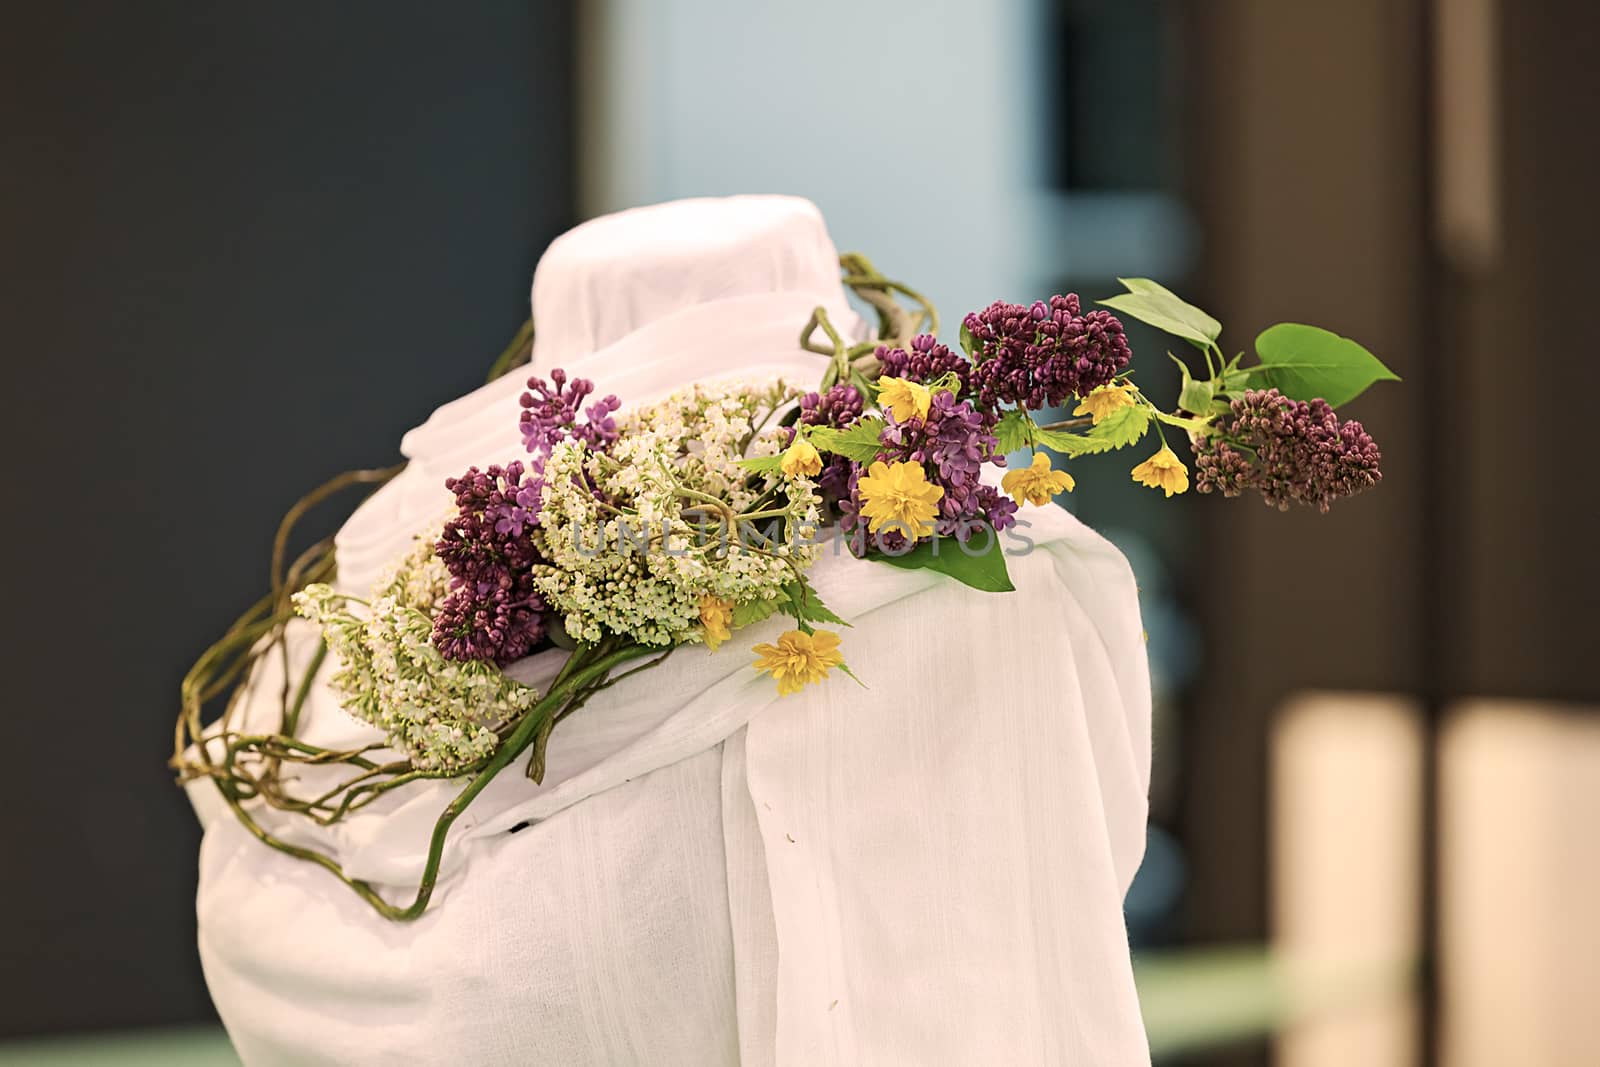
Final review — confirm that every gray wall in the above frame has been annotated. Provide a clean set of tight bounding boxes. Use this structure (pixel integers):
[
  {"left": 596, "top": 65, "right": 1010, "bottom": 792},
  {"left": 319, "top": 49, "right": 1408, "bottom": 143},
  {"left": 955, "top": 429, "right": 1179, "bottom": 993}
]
[{"left": 0, "top": 1, "right": 575, "bottom": 1036}]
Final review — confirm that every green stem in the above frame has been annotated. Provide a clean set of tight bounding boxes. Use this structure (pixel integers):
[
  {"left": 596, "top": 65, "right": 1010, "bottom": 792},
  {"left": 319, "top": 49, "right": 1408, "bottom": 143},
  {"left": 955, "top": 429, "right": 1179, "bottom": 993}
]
[
  {"left": 799, "top": 306, "right": 845, "bottom": 356},
  {"left": 673, "top": 485, "right": 738, "bottom": 529},
  {"left": 175, "top": 325, "right": 585, "bottom": 918},
  {"left": 839, "top": 252, "right": 941, "bottom": 340},
  {"left": 270, "top": 466, "right": 403, "bottom": 603},
  {"left": 1037, "top": 416, "right": 1093, "bottom": 432},
  {"left": 281, "top": 639, "right": 327, "bottom": 736},
  {"left": 850, "top": 284, "right": 909, "bottom": 344},
  {"left": 485, "top": 318, "right": 536, "bottom": 383},
  {"left": 215, "top": 643, "right": 656, "bottom": 921},
  {"left": 547, "top": 640, "right": 593, "bottom": 694}
]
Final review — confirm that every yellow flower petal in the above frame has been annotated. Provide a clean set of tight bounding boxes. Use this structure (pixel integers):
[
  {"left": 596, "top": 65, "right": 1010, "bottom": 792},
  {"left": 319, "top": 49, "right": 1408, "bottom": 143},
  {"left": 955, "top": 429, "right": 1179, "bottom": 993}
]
[
  {"left": 699, "top": 595, "right": 733, "bottom": 651},
  {"left": 856, "top": 460, "right": 944, "bottom": 539},
  {"left": 1131, "top": 445, "right": 1190, "bottom": 497},
  {"left": 752, "top": 629, "right": 845, "bottom": 695},
  {"left": 781, "top": 436, "right": 823, "bottom": 478},
  {"left": 1072, "top": 382, "right": 1136, "bottom": 425},
  {"left": 1001, "top": 451, "right": 1075, "bottom": 506},
  {"left": 877, "top": 376, "right": 932, "bottom": 423}
]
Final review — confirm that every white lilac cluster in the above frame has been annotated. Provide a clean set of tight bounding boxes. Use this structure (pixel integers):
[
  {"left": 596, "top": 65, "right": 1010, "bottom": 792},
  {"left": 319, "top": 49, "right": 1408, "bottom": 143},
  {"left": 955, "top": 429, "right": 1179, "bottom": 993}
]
[
  {"left": 532, "top": 380, "right": 823, "bottom": 647},
  {"left": 376, "top": 527, "right": 453, "bottom": 614},
  {"left": 622, "top": 379, "right": 798, "bottom": 512},
  {"left": 292, "top": 538, "right": 539, "bottom": 772}
]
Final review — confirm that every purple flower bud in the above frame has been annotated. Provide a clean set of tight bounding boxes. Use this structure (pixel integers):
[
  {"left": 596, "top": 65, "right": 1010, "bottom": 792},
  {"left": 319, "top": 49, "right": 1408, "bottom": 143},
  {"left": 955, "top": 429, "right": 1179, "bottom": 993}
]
[
  {"left": 963, "top": 294, "right": 1132, "bottom": 413},
  {"left": 799, "top": 383, "right": 865, "bottom": 428},
  {"left": 519, "top": 369, "right": 620, "bottom": 456},
  {"left": 434, "top": 462, "right": 550, "bottom": 664},
  {"left": 877, "top": 335, "right": 971, "bottom": 391},
  {"left": 1194, "top": 388, "right": 1383, "bottom": 512}
]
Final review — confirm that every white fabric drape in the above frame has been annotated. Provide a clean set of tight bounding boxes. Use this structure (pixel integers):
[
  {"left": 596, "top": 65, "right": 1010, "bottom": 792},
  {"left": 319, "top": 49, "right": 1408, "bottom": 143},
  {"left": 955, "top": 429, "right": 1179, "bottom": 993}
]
[{"left": 190, "top": 196, "right": 1154, "bottom": 1065}]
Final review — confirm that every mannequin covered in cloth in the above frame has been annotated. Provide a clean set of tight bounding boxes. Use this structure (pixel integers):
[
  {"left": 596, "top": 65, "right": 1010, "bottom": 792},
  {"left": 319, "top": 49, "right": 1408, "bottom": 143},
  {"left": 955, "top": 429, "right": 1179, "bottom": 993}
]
[{"left": 190, "top": 196, "right": 1154, "bottom": 1066}]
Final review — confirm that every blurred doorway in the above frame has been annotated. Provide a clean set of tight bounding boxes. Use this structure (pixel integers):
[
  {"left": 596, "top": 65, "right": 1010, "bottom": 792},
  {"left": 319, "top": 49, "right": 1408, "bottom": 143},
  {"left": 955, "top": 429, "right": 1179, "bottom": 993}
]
[{"left": 1185, "top": 0, "right": 1600, "bottom": 1064}]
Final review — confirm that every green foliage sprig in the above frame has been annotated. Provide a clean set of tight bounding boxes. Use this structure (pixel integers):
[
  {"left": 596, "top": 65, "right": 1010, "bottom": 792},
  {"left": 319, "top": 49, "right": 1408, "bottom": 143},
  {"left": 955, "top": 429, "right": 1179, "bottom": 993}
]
[
  {"left": 976, "top": 278, "right": 1399, "bottom": 480},
  {"left": 173, "top": 259, "right": 1397, "bottom": 923}
]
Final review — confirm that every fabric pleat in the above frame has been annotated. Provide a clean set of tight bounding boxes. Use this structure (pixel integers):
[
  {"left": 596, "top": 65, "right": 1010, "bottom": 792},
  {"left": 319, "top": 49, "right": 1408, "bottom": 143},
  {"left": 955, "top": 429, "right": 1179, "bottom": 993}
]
[{"left": 191, "top": 196, "right": 1153, "bottom": 1065}]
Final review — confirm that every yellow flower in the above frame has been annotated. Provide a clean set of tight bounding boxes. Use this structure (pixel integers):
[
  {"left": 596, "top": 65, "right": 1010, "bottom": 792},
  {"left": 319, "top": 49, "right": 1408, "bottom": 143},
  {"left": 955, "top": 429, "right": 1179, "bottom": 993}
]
[
  {"left": 752, "top": 629, "right": 845, "bottom": 695},
  {"left": 1131, "top": 444, "right": 1190, "bottom": 497},
  {"left": 856, "top": 460, "right": 944, "bottom": 539},
  {"left": 1072, "top": 382, "right": 1136, "bottom": 425},
  {"left": 1000, "top": 451, "right": 1075, "bottom": 506},
  {"left": 877, "top": 376, "right": 932, "bottom": 423},
  {"left": 781, "top": 435, "right": 823, "bottom": 478},
  {"left": 699, "top": 595, "right": 733, "bottom": 651}
]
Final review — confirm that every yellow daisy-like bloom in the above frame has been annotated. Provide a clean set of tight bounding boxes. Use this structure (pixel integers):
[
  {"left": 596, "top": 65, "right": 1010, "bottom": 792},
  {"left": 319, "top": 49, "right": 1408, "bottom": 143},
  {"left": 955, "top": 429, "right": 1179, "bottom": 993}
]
[
  {"left": 1072, "top": 382, "right": 1136, "bottom": 425},
  {"left": 751, "top": 629, "right": 845, "bottom": 695},
  {"left": 877, "top": 376, "right": 932, "bottom": 423},
  {"left": 1131, "top": 444, "right": 1190, "bottom": 497},
  {"left": 780, "top": 435, "right": 823, "bottom": 478},
  {"left": 699, "top": 595, "right": 733, "bottom": 651},
  {"left": 1000, "top": 451, "right": 1075, "bottom": 506},
  {"left": 856, "top": 460, "right": 944, "bottom": 539}
]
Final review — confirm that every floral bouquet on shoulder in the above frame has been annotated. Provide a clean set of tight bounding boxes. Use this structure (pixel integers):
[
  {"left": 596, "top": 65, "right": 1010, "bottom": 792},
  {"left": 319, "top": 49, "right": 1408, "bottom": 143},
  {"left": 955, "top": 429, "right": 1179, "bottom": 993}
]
[{"left": 174, "top": 254, "right": 1396, "bottom": 920}]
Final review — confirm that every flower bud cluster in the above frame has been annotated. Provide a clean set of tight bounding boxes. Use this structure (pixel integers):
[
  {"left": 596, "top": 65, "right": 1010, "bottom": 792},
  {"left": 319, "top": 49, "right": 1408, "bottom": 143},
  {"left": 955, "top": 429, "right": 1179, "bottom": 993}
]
[{"left": 1194, "top": 388, "right": 1382, "bottom": 511}]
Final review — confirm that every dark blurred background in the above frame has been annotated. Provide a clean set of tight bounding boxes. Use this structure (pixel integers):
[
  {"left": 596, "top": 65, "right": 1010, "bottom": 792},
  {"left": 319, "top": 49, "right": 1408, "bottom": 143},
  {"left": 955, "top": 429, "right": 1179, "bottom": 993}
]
[
  {"left": 2, "top": 2, "right": 1596, "bottom": 1065},
  {"left": 0, "top": 0, "right": 575, "bottom": 1043}
]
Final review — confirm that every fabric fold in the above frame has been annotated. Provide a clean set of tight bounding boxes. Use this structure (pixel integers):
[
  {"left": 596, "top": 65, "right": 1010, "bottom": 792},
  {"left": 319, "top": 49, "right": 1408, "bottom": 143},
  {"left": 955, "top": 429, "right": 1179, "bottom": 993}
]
[{"left": 191, "top": 195, "right": 1155, "bottom": 1066}]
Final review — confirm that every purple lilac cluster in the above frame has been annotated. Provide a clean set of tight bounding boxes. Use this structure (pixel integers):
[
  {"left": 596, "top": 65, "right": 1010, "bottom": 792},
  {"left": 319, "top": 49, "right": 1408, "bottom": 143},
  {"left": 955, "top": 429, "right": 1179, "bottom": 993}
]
[
  {"left": 797, "top": 384, "right": 864, "bottom": 506},
  {"left": 799, "top": 383, "right": 864, "bottom": 428},
  {"left": 432, "top": 461, "right": 549, "bottom": 664},
  {"left": 877, "top": 334, "right": 971, "bottom": 393},
  {"left": 838, "top": 391, "right": 1017, "bottom": 554},
  {"left": 1194, "top": 389, "right": 1383, "bottom": 512},
  {"left": 963, "top": 294, "right": 1131, "bottom": 413},
  {"left": 519, "top": 368, "right": 621, "bottom": 456},
  {"left": 432, "top": 369, "right": 624, "bottom": 663}
]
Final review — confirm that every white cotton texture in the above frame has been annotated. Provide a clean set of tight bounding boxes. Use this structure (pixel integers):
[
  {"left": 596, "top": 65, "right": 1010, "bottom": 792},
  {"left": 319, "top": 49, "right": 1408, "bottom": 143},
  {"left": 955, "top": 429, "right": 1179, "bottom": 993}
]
[{"left": 188, "top": 196, "right": 1154, "bottom": 1066}]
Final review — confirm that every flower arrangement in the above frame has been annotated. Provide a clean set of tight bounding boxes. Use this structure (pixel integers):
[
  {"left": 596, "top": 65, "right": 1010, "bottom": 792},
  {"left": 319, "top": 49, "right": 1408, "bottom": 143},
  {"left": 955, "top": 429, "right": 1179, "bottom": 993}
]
[{"left": 172, "top": 255, "right": 1396, "bottom": 919}]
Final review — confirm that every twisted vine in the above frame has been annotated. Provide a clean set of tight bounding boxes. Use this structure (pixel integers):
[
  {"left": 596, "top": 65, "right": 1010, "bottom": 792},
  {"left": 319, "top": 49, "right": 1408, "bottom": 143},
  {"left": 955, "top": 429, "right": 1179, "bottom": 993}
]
[{"left": 172, "top": 262, "right": 928, "bottom": 920}]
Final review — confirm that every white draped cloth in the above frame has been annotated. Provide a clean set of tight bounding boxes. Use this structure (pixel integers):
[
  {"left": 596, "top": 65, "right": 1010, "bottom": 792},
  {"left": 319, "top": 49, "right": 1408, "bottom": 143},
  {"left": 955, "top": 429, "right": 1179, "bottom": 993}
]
[{"left": 190, "top": 196, "right": 1154, "bottom": 1065}]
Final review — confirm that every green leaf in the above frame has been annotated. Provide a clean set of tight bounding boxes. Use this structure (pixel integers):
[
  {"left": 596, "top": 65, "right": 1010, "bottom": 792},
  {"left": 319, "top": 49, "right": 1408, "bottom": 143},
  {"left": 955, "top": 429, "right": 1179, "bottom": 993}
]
[
  {"left": 731, "top": 596, "right": 782, "bottom": 629},
  {"left": 1178, "top": 377, "right": 1215, "bottom": 414},
  {"left": 735, "top": 455, "right": 785, "bottom": 474},
  {"left": 1098, "top": 278, "right": 1222, "bottom": 348},
  {"left": 958, "top": 320, "right": 978, "bottom": 359},
  {"left": 872, "top": 534, "right": 1016, "bottom": 593},
  {"left": 1152, "top": 409, "right": 1217, "bottom": 437},
  {"left": 836, "top": 661, "right": 869, "bottom": 688},
  {"left": 807, "top": 418, "right": 885, "bottom": 463},
  {"left": 1217, "top": 352, "right": 1249, "bottom": 393},
  {"left": 1031, "top": 426, "right": 1089, "bottom": 454},
  {"left": 1253, "top": 323, "right": 1400, "bottom": 407},
  {"left": 781, "top": 579, "right": 850, "bottom": 628},
  {"left": 1172, "top": 355, "right": 1216, "bottom": 414},
  {"left": 545, "top": 615, "right": 577, "bottom": 651},
  {"left": 1035, "top": 403, "right": 1151, "bottom": 456},
  {"left": 993, "top": 410, "right": 1035, "bottom": 453}
]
